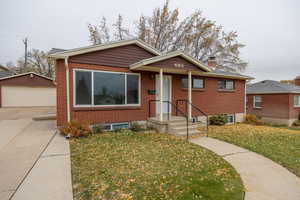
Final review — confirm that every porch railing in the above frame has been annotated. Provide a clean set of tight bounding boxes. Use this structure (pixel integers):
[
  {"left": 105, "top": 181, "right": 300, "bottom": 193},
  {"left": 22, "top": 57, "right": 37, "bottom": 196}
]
[
  {"left": 175, "top": 99, "right": 209, "bottom": 136},
  {"left": 148, "top": 100, "right": 190, "bottom": 140}
]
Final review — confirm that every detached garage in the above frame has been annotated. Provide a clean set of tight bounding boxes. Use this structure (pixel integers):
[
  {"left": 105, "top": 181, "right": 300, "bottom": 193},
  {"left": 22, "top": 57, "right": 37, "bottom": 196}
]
[{"left": 0, "top": 72, "right": 56, "bottom": 107}]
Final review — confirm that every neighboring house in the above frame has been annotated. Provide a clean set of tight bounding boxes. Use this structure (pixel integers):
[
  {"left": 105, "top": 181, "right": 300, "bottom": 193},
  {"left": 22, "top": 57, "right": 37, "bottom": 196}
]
[
  {"left": 49, "top": 39, "right": 252, "bottom": 133},
  {"left": 0, "top": 65, "right": 15, "bottom": 79},
  {"left": 0, "top": 72, "right": 56, "bottom": 107},
  {"left": 247, "top": 78, "right": 300, "bottom": 126}
]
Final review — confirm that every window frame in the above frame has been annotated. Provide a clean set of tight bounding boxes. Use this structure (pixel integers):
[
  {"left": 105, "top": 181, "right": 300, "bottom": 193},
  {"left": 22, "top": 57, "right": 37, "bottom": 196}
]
[
  {"left": 253, "top": 96, "right": 262, "bottom": 108},
  {"left": 294, "top": 95, "right": 300, "bottom": 107},
  {"left": 217, "top": 79, "right": 235, "bottom": 90},
  {"left": 181, "top": 77, "right": 205, "bottom": 89},
  {"left": 73, "top": 69, "right": 141, "bottom": 107},
  {"left": 226, "top": 114, "right": 235, "bottom": 124}
]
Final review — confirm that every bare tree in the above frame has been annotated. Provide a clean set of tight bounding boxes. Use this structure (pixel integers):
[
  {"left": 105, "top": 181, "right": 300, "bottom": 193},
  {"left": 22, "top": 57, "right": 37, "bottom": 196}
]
[
  {"left": 16, "top": 49, "right": 55, "bottom": 78},
  {"left": 88, "top": 17, "right": 110, "bottom": 45},
  {"left": 87, "top": 1, "right": 247, "bottom": 72},
  {"left": 113, "top": 14, "right": 131, "bottom": 40}
]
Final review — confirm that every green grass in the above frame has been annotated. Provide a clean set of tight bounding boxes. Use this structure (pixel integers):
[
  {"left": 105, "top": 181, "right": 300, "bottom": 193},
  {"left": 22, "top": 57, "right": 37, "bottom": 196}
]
[
  {"left": 209, "top": 124, "right": 300, "bottom": 177},
  {"left": 70, "top": 130, "right": 244, "bottom": 200}
]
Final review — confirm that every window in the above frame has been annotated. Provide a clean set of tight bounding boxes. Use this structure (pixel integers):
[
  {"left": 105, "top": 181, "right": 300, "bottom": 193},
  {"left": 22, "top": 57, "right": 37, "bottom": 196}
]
[
  {"left": 218, "top": 80, "right": 234, "bottom": 90},
  {"left": 253, "top": 96, "right": 262, "bottom": 108},
  {"left": 294, "top": 95, "right": 300, "bottom": 107},
  {"left": 101, "top": 122, "right": 129, "bottom": 131},
  {"left": 75, "top": 71, "right": 92, "bottom": 105},
  {"left": 74, "top": 70, "right": 140, "bottom": 106},
  {"left": 227, "top": 114, "right": 235, "bottom": 124},
  {"left": 182, "top": 78, "right": 204, "bottom": 89}
]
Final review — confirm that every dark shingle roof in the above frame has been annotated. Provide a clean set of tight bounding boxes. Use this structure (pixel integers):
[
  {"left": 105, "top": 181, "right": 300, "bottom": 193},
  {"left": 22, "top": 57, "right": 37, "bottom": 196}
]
[
  {"left": 48, "top": 48, "right": 67, "bottom": 54},
  {"left": 247, "top": 80, "right": 300, "bottom": 94},
  {"left": 0, "top": 71, "right": 14, "bottom": 79},
  {"left": 210, "top": 69, "right": 253, "bottom": 79}
]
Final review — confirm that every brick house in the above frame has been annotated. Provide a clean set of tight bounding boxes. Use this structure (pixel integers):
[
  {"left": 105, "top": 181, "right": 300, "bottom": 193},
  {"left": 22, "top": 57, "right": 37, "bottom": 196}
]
[
  {"left": 247, "top": 78, "right": 300, "bottom": 126},
  {"left": 49, "top": 39, "right": 252, "bottom": 134}
]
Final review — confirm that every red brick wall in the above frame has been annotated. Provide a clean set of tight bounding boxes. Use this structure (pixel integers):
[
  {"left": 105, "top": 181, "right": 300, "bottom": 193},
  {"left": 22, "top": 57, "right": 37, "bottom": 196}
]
[
  {"left": 56, "top": 62, "right": 246, "bottom": 125},
  {"left": 289, "top": 94, "right": 300, "bottom": 119},
  {"left": 246, "top": 93, "right": 290, "bottom": 119},
  {"left": 172, "top": 75, "right": 245, "bottom": 115},
  {"left": 56, "top": 60, "right": 68, "bottom": 125}
]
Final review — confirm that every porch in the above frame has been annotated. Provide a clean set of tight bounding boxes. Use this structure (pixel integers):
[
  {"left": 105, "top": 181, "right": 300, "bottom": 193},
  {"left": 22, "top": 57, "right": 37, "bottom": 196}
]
[{"left": 130, "top": 51, "right": 211, "bottom": 138}]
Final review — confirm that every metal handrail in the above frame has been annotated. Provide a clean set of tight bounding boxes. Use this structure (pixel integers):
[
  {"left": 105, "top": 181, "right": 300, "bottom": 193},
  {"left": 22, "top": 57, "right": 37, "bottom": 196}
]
[
  {"left": 149, "top": 100, "right": 190, "bottom": 140},
  {"left": 176, "top": 99, "right": 209, "bottom": 136}
]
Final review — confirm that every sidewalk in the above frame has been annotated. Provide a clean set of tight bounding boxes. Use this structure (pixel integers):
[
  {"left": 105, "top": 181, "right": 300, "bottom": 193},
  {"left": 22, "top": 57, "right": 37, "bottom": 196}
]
[
  {"left": 12, "top": 133, "right": 73, "bottom": 200},
  {"left": 191, "top": 137, "right": 300, "bottom": 200}
]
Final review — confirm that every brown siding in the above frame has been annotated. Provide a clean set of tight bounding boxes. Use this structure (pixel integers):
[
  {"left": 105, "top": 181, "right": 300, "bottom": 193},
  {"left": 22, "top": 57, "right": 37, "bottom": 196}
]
[
  {"left": 69, "top": 44, "right": 156, "bottom": 67},
  {"left": 247, "top": 94, "right": 290, "bottom": 119},
  {"left": 148, "top": 56, "right": 204, "bottom": 72}
]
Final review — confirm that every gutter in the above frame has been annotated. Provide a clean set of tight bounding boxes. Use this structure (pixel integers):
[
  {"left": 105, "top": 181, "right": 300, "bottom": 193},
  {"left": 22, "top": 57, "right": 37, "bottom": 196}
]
[{"left": 64, "top": 57, "right": 71, "bottom": 122}]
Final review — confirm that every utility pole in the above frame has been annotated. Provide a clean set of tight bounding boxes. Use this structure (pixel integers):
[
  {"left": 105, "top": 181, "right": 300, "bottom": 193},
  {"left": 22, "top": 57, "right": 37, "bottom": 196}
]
[{"left": 23, "top": 38, "right": 28, "bottom": 68}]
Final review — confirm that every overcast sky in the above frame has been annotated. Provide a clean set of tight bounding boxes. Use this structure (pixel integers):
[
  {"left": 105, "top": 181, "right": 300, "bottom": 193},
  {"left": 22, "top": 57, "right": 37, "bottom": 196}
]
[{"left": 0, "top": 0, "right": 299, "bottom": 82}]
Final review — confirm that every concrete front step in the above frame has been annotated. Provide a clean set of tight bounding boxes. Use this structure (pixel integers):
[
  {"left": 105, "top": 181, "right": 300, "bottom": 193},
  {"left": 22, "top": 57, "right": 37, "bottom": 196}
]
[
  {"left": 172, "top": 129, "right": 202, "bottom": 137},
  {"left": 169, "top": 126, "right": 199, "bottom": 133}
]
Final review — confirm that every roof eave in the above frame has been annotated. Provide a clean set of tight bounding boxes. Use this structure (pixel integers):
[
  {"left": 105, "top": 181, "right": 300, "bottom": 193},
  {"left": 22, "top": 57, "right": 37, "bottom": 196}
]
[{"left": 48, "top": 39, "right": 161, "bottom": 59}]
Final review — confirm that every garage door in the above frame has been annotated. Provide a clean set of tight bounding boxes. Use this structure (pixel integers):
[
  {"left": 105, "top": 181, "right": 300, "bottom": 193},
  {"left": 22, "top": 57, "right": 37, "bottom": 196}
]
[{"left": 1, "top": 86, "right": 56, "bottom": 107}]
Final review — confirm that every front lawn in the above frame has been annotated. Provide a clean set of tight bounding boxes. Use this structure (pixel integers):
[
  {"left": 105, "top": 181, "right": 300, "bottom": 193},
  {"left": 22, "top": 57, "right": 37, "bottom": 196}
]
[
  {"left": 70, "top": 130, "right": 244, "bottom": 200},
  {"left": 209, "top": 124, "right": 300, "bottom": 177}
]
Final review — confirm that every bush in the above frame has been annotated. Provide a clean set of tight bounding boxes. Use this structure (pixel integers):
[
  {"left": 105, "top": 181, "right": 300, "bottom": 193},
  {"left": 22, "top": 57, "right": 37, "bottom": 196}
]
[
  {"left": 245, "top": 114, "right": 263, "bottom": 125},
  {"left": 59, "top": 121, "right": 92, "bottom": 138},
  {"left": 209, "top": 115, "right": 228, "bottom": 126},
  {"left": 92, "top": 124, "right": 104, "bottom": 134},
  {"left": 293, "top": 120, "right": 300, "bottom": 126},
  {"left": 130, "top": 122, "right": 145, "bottom": 132}
]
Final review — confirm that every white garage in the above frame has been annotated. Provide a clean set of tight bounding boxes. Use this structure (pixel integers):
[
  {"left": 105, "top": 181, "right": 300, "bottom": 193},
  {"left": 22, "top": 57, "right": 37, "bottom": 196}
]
[{"left": 0, "top": 72, "right": 56, "bottom": 108}]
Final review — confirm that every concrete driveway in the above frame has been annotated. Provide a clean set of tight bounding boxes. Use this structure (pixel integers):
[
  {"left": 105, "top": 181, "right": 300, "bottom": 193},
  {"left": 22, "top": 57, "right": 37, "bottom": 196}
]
[
  {"left": 0, "top": 107, "right": 55, "bottom": 121},
  {"left": 0, "top": 107, "right": 72, "bottom": 200}
]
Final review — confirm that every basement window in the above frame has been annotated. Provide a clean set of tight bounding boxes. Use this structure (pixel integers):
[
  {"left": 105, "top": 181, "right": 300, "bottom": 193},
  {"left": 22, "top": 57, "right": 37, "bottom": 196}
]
[
  {"left": 226, "top": 114, "right": 235, "bottom": 124},
  {"left": 103, "top": 122, "right": 129, "bottom": 131}
]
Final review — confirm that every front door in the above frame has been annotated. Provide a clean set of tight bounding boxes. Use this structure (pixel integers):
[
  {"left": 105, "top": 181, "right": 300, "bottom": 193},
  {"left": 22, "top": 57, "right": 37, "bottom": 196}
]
[{"left": 155, "top": 75, "right": 172, "bottom": 114}]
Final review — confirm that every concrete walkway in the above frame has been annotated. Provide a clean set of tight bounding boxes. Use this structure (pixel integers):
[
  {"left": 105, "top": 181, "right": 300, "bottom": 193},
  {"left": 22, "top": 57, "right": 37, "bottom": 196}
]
[
  {"left": 12, "top": 133, "right": 73, "bottom": 200},
  {"left": 191, "top": 137, "right": 300, "bottom": 200},
  {"left": 0, "top": 120, "right": 56, "bottom": 200}
]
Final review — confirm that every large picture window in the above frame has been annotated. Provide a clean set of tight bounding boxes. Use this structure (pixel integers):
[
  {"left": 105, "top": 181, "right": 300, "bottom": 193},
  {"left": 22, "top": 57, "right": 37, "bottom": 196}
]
[
  {"left": 74, "top": 70, "right": 140, "bottom": 106},
  {"left": 75, "top": 71, "right": 92, "bottom": 105}
]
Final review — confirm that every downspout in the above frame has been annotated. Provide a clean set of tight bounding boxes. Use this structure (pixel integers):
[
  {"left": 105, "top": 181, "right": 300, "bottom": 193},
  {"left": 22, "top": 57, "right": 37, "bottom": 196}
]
[{"left": 65, "top": 57, "right": 71, "bottom": 122}]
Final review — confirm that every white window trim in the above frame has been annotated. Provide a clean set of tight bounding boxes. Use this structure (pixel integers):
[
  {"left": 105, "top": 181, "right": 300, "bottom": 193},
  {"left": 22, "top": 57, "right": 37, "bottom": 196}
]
[
  {"left": 218, "top": 80, "right": 235, "bottom": 90},
  {"left": 103, "top": 122, "right": 129, "bottom": 131},
  {"left": 253, "top": 96, "right": 262, "bottom": 108},
  {"left": 294, "top": 95, "right": 300, "bottom": 107},
  {"left": 182, "top": 77, "right": 205, "bottom": 89},
  {"left": 73, "top": 68, "right": 141, "bottom": 108}
]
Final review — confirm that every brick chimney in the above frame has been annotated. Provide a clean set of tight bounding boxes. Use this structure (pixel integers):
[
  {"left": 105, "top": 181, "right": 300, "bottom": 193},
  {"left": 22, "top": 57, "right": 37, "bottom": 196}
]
[
  {"left": 295, "top": 76, "right": 300, "bottom": 86},
  {"left": 208, "top": 56, "right": 217, "bottom": 68}
]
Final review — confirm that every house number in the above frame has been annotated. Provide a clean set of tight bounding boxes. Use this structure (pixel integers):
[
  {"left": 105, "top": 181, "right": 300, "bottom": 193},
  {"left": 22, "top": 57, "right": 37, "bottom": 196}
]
[{"left": 174, "top": 63, "right": 184, "bottom": 68}]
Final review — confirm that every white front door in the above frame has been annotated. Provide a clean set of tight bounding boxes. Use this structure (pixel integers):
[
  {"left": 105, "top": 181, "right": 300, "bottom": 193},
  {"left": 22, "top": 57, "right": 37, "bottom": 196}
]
[{"left": 155, "top": 75, "right": 172, "bottom": 114}]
